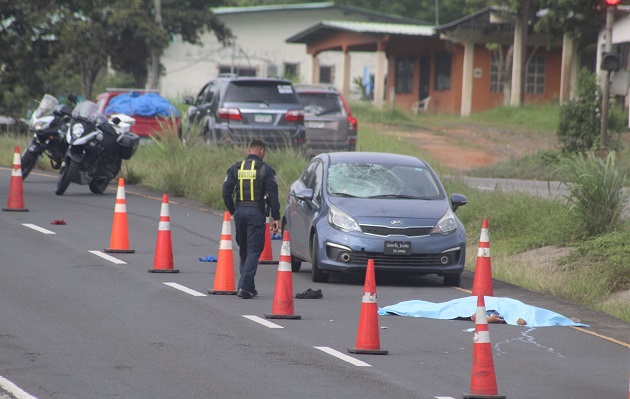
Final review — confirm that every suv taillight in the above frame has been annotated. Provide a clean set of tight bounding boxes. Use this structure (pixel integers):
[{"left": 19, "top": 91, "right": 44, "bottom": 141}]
[
  {"left": 285, "top": 110, "right": 304, "bottom": 122},
  {"left": 347, "top": 115, "right": 358, "bottom": 131},
  {"left": 218, "top": 107, "right": 242, "bottom": 121}
]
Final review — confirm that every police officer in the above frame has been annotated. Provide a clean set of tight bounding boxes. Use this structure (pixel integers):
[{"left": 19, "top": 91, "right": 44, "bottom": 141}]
[{"left": 222, "top": 139, "right": 280, "bottom": 299}]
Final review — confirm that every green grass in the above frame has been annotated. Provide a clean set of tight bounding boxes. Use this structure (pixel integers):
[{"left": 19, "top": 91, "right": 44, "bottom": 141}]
[{"left": 2, "top": 102, "right": 630, "bottom": 324}]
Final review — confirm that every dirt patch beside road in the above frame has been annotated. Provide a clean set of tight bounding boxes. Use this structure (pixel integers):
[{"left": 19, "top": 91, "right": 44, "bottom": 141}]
[{"left": 374, "top": 122, "right": 557, "bottom": 171}]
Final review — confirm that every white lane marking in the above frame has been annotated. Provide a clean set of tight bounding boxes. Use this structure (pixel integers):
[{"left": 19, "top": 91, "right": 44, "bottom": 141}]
[
  {"left": 22, "top": 224, "right": 55, "bottom": 235},
  {"left": 242, "top": 315, "right": 284, "bottom": 329},
  {"left": 163, "top": 282, "right": 207, "bottom": 297},
  {"left": 434, "top": 397, "right": 456, "bottom": 399},
  {"left": 314, "top": 346, "right": 372, "bottom": 367},
  {"left": 0, "top": 375, "right": 38, "bottom": 399},
  {"left": 88, "top": 250, "right": 127, "bottom": 265}
]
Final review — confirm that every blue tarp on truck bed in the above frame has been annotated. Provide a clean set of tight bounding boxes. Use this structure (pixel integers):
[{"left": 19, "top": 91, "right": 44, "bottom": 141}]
[{"left": 104, "top": 92, "right": 180, "bottom": 117}]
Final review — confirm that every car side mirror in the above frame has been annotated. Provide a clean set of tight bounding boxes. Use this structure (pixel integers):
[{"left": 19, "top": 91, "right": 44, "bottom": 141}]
[
  {"left": 183, "top": 96, "right": 193, "bottom": 105},
  {"left": 450, "top": 193, "right": 468, "bottom": 212},
  {"left": 295, "top": 188, "right": 314, "bottom": 202}
]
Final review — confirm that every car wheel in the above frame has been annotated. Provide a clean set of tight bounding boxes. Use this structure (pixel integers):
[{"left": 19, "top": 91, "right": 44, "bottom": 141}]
[
  {"left": 310, "top": 232, "right": 329, "bottom": 283},
  {"left": 443, "top": 274, "right": 461, "bottom": 287},
  {"left": 290, "top": 254, "right": 302, "bottom": 272}
]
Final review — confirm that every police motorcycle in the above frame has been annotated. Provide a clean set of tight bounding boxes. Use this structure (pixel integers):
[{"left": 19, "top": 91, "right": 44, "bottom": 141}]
[
  {"left": 21, "top": 94, "right": 74, "bottom": 180},
  {"left": 55, "top": 101, "right": 140, "bottom": 195}
]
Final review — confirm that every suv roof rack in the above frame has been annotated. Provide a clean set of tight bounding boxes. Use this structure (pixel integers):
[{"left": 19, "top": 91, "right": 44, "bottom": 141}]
[{"left": 217, "top": 73, "right": 239, "bottom": 78}]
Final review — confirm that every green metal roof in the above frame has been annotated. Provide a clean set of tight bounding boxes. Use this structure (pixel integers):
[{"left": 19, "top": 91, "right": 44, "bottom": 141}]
[
  {"left": 287, "top": 20, "right": 436, "bottom": 44},
  {"left": 212, "top": 2, "right": 426, "bottom": 25}
]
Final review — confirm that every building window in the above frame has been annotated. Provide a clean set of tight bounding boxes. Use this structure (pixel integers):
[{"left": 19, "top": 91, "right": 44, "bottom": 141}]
[
  {"left": 218, "top": 65, "right": 257, "bottom": 77},
  {"left": 526, "top": 55, "right": 545, "bottom": 95},
  {"left": 319, "top": 65, "right": 335, "bottom": 84},
  {"left": 395, "top": 57, "right": 413, "bottom": 94},
  {"left": 284, "top": 63, "right": 300, "bottom": 80},
  {"left": 490, "top": 54, "right": 502, "bottom": 93},
  {"left": 434, "top": 53, "right": 451, "bottom": 91}
]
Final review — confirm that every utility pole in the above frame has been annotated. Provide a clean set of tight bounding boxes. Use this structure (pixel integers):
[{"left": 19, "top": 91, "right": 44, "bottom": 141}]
[
  {"left": 434, "top": 0, "right": 439, "bottom": 26},
  {"left": 600, "top": 1, "right": 619, "bottom": 152},
  {"left": 149, "top": 0, "right": 162, "bottom": 90}
]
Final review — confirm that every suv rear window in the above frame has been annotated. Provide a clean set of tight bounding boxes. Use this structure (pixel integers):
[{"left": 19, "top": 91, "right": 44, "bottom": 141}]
[
  {"left": 224, "top": 81, "right": 300, "bottom": 104},
  {"left": 298, "top": 92, "right": 343, "bottom": 116}
]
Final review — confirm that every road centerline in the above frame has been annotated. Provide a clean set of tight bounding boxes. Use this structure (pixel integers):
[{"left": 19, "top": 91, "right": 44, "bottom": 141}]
[
  {"left": 242, "top": 315, "right": 284, "bottom": 329},
  {"left": 89, "top": 250, "right": 127, "bottom": 265},
  {"left": 314, "top": 346, "right": 372, "bottom": 367},
  {"left": 22, "top": 223, "right": 55, "bottom": 235},
  {"left": 163, "top": 282, "right": 207, "bottom": 297}
]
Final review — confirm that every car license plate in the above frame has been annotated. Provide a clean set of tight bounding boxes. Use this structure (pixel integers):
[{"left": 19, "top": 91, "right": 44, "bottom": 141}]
[
  {"left": 307, "top": 121, "right": 325, "bottom": 129},
  {"left": 255, "top": 114, "right": 273, "bottom": 123},
  {"left": 384, "top": 241, "right": 411, "bottom": 255}
]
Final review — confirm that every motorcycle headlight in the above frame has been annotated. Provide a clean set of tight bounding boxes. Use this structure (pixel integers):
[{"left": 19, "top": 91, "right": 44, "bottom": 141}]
[
  {"left": 33, "top": 121, "right": 47, "bottom": 131},
  {"left": 71, "top": 123, "right": 84, "bottom": 139},
  {"left": 328, "top": 205, "right": 361, "bottom": 232},
  {"left": 430, "top": 208, "right": 458, "bottom": 235}
]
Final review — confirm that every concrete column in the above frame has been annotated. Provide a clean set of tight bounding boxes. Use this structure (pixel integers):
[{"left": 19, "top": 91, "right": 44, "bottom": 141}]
[
  {"left": 374, "top": 50, "right": 386, "bottom": 109},
  {"left": 310, "top": 55, "right": 320, "bottom": 84},
  {"left": 559, "top": 33, "right": 575, "bottom": 104},
  {"left": 510, "top": 18, "right": 524, "bottom": 106},
  {"left": 341, "top": 49, "right": 351, "bottom": 98},
  {"left": 460, "top": 41, "right": 474, "bottom": 116}
]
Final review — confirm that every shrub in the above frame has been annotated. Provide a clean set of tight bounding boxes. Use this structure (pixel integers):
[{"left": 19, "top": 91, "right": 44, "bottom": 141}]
[
  {"left": 559, "top": 152, "right": 628, "bottom": 237},
  {"left": 557, "top": 68, "right": 625, "bottom": 153}
]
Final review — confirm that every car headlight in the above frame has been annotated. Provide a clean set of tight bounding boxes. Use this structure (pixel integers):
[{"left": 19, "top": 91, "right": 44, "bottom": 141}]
[
  {"left": 431, "top": 208, "right": 457, "bottom": 235},
  {"left": 328, "top": 205, "right": 361, "bottom": 232},
  {"left": 71, "top": 123, "right": 84, "bottom": 139}
]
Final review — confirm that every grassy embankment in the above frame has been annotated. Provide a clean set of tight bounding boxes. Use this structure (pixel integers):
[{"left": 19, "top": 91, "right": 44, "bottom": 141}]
[{"left": 1, "top": 101, "right": 629, "bottom": 323}]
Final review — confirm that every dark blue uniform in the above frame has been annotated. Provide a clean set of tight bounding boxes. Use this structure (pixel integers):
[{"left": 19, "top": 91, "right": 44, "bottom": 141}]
[{"left": 222, "top": 153, "right": 280, "bottom": 297}]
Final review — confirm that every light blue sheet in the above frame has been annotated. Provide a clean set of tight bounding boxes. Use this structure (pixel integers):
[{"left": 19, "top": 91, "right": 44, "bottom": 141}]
[{"left": 378, "top": 296, "right": 588, "bottom": 327}]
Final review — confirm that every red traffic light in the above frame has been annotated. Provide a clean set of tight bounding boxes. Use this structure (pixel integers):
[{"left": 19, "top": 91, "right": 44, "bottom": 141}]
[{"left": 605, "top": 0, "right": 621, "bottom": 5}]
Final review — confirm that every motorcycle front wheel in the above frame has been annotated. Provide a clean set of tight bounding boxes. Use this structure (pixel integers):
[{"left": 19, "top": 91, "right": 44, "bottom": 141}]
[
  {"left": 55, "top": 159, "right": 80, "bottom": 195},
  {"left": 89, "top": 178, "right": 110, "bottom": 194},
  {"left": 21, "top": 149, "right": 40, "bottom": 180}
]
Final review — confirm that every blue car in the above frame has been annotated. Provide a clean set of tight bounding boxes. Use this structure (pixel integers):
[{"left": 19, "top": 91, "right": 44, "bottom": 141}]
[{"left": 282, "top": 152, "right": 467, "bottom": 286}]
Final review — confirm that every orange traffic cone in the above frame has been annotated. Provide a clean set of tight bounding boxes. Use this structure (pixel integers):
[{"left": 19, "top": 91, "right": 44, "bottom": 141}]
[
  {"left": 3, "top": 146, "right": 28, "bottom": 212},
  {"left": 104, "top": 178, "right": 134, "bottom": 253},
  {"left": 208, "top": 211, "right": 238, "bottom": 295},
  {"left": 259, "top": 216, "right": 279, "bottom": 264},
  {"left": 148, "top": 194, "right": 179, "bottom": 273},
  {"left": 463, "top": 296, "right": 506, "bottom": 399},
  {"left": 472, "top": 219, "right": 494, "bottom": 297},
  {"left": 265, "top": 230, "right": 301, "bottom": 319},
  {"left": 348, "top": 259, "right": 388, "bottom": 355}
]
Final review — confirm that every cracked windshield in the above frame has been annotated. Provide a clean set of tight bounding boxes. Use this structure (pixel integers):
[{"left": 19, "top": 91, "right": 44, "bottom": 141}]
[{"left": 327, "top": 163, "right": 441, "bottom": 199}]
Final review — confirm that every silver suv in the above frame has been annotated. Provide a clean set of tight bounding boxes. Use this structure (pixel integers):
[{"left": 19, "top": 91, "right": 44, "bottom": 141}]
[
  {"left": 294, "top": 84, "right": 357, "bottom": 152},
  {"left": 183, "top": 75, "right": 305, "bottom": 147}
]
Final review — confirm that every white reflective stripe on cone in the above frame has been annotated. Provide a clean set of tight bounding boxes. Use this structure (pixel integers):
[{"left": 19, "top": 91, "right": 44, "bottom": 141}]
[{"left": 361, "top": 292, "right": 377, "bottom": 303}]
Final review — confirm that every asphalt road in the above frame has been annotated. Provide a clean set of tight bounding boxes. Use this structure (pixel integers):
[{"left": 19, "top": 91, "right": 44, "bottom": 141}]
[{"left": 0, "top": 168, "right": 628, "bottom": 399}]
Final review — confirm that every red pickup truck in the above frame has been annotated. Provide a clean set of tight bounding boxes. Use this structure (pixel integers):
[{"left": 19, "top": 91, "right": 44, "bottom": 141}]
[{"left": 95, "top": 89, "right": 181, "bottom": 138}]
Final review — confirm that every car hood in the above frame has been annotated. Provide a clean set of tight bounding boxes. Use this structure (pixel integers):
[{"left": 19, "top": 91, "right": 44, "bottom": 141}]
[{"left": 328, "top": 197, "right": 449, "bottom": 225}]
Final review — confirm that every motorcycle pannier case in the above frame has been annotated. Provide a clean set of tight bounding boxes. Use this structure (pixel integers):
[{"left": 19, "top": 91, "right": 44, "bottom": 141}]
[{"left": 116, "top": 132, "right": 140, "bottom": 160}]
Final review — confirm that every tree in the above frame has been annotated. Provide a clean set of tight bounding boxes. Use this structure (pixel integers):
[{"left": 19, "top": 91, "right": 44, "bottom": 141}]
[
  {"left": 0, "top": 0, "right": 69, "bottom": 115},
  {"left": 0, "top": 0, "right": 232, "bottom": 114}
]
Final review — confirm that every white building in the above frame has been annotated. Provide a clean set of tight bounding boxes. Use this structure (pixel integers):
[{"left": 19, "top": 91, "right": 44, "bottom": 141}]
[{"left": 159, "top": 2, "right": 422, "bottom": 99}]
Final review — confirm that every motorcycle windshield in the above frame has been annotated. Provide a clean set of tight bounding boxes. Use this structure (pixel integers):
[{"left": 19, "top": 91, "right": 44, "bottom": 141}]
[
  {"left": 33, "top": 94, "right": 59, "bottom": 119},
  {"left": 72, "top": 101, "right": 101, "bottom": 122}
]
